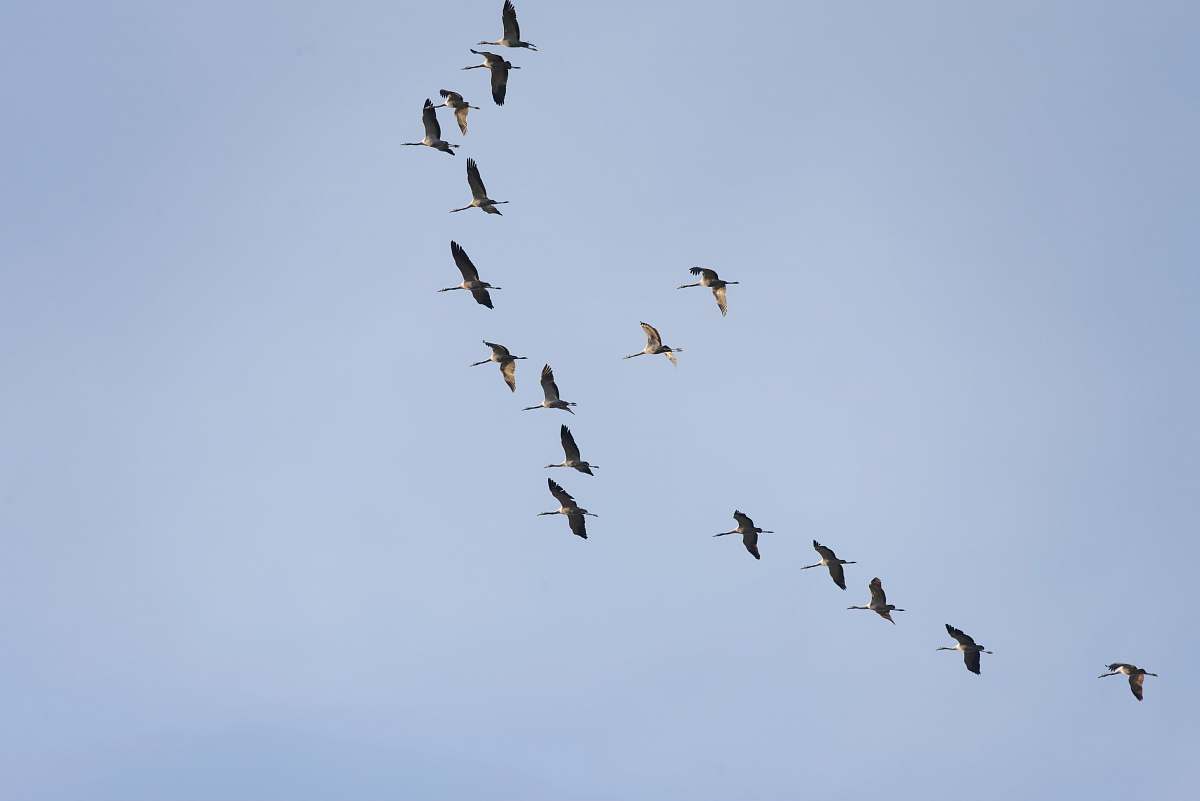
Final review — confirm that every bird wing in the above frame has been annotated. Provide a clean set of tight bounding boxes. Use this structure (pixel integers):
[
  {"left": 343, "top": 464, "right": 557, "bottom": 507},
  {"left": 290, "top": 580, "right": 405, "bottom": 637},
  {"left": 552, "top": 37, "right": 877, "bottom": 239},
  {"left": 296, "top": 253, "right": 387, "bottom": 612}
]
[
  {"left": 964, "top": 648, "right": 982, "bottom": 675},
  {"left": 502, "top": 0, "right": 521, "bottom": 40},
  {"left": 541, "top": 364, "right": 560, "bottom": 402},
  {"left": 1106, "top": 662, "right": 1135, "bottom": 672},
  {"left": 547, "top": 477, "right": 574, "bottom": 506},
  {"left": 560, "top": 424, "right": 581, "bottom": 461},
  {"left": 945, "top": 624, "right": 977, "bottom": 648},
  {"left": 470, "top": 288, "right": 494, "bottom": 308},
  {"left": 501, "top": 358, "right": 517, "bottom": 391},
  {"left": 733, "top": 510, "right": 753, "bottom": 529},
  {"left": 690, "top": 266, "right": 719, "bottom": 282},
  {"left": 466, "top": 158, "right": 488, "bottom": 199},
  {"left": 454, "top": 104, "right": 470, "bottom": 135},
  {"left": 567, "top": 510, "right": 588, "bottom": 539},
  {"left": 1129, "top": 673, "right": 1144, "bottom": 700},
  {"left": 640, "top": 321, "right": 663, "bottom": 349},
  {"left": 484, "top": 341, "right": 511, "bottom": 358},
  {"left": 439, "top": 89, "right": 464, "bottom": 104},
  {"left": 450, "top": 241, "right": 480, "bottom": 281},
  {"left": 868, "top": 577, "right": 886, "bottom": 606},
  {"left": 812, "top": 540, "right": 836, "bottom": 561},
  {"left": 422, "top": 99, "right": 441, "bottom": 140},
  {"left": 713, "top": 285, "right": 728, "bottom": 316},
  {"left": 490, "top": 63, "right": 510, "bottom": 106},
  {"left": 743, "top": 530, "right": 760, "bottom": 559},
  {"left": 827, "top": 561, "right": 847, "bottom": 590}
]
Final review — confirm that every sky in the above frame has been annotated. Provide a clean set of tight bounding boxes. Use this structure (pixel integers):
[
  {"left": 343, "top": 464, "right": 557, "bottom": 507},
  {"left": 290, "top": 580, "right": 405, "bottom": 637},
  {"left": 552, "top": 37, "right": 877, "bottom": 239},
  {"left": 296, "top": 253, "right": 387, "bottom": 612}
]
[{"left": 2, "top": 1, "right": 1198, "bottom": 799}]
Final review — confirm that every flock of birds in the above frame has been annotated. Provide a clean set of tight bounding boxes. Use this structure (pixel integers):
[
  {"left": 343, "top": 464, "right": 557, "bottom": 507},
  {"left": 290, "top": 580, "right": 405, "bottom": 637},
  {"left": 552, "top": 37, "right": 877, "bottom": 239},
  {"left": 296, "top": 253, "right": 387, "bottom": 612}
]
[{"left": 411, "top": 2, "right": 1158, "bottom": 701}]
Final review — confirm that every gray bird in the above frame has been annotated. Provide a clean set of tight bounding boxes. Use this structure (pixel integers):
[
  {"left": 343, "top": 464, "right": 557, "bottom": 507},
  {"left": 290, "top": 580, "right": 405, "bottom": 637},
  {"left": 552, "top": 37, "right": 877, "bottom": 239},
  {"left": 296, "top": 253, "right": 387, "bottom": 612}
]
[
  {"left": 1098, "top": 663, "right": 1158, "bottom": 701},
  {"left": 678, "top": 267, "right": 739, "bottom": 316},
  {"left": 938, "top": 624, "right": 993, "bottom": 675},
  {"left": 402, "top": 99, "right": 459, "bottom": 155},
  {"left": 546, "top": 425, "right": 598, "bottom": 475},
  {"left": 801, "top": 540, "right": 856, "bottom": 590},
  {"left": 713, "top": 510, "right": 774, "bottom": 560},
  {"left": 471, "top": 340, "right": 526, "bottom": 391},
  {"left": 847, "top": 577, "right": 906, "bottom": 624},
  {"left": 538, "top": 478, "right": 596, "bottom": 539}
]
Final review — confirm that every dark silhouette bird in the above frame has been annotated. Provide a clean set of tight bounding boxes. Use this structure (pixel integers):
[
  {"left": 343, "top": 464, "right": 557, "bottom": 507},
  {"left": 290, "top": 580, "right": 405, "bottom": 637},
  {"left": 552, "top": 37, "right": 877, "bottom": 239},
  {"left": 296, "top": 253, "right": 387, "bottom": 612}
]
[
  {"left": 478, "top": 1, "right": 538, "bottom": 50},
  {"left": 801, "top": 540, "right": 856, "bottom": 589},
  {"left": 623, "top": 322, "right": 684, "bottom": 365},
  {"left": 522, "top": 364, "right": 578, "bottom": 414},
  {"left": 439, "top": 242, "right": 500, "bottom": 308},
  {"left": 546, "top": 425, "right": 598, "bottom": 475},
  {"left": 678, "top": 267, "right": 738, "bottom": 316},
  {"left": 433, "top": 89, "right": 481, "bottom": 135},
  {"left": 471, "top": 340, "right": 526, "bottom": 391},
  {"left": 450, "top": 158, "right": 509, "bottom": 214},
  {"left": 1098, "top": 663, "right": 1158, "bottom": 701},
  {"left": 938, "top": 624, "right": 993, "bottom": 675},
  {"left": 402, "top": 99, "right": 459, "bottom": 155},
  {"left": 538, "top": 478, "right": 596, "bottom": 539},
  {"left": 847, "top": 577, "right": 906, "bottom": 624},
  {"left": 713, "top": 510, "right": 774, "bottom": 560},
  {"left": 463, "top": 49, "right": 520, "bottom": 106}
]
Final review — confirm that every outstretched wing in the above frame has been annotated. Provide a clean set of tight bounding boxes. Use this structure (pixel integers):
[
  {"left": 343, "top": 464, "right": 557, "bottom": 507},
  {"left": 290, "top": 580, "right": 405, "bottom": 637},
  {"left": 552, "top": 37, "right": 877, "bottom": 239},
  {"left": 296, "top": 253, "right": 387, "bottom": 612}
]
[
  {"left": 560, "top": 424, "right": 581, "bottom": 461},
  {"left": 812, "top": 540, "right": 837, "bottom": 561},
  {"left": 454, "top": 105, "right": 470, "bottom": 135},
  {"left": 500, "top": 358, "right": 517, "bottom": 391},
  {"left": 743, "top": 530, "right": 761, "bottom": 560},
  {"left": 869, "top": 577, "right": 887, "bottom": 606},
  {"left": 1129, "top": 673, "right": 1145, "bottom": 701},
  {"left": 450, "top": 241, "right": 480, "bottom": 281},
  {"left": 946, "top": 624, "right": 977, "bottom": 649},
  {"left": 964, "top": 649, "right": 982, "bottom": 675},
  {"left": 439, "top": 89, "right": 464, "bottom": 104},
  {"left": 484, "top": 340, "right": 511, "bottom": 359},
  {"left": 541, "top": 364, "right": 560, "bottom": 402},
  {"left": 733, "top": 510, "right": 754, "bottom": 529},
  {"left": 640, "top": 321, "right": 663, "bottom": 349},
  {"left": 490, "top": 63, "right": 510, "bottom": 106},
  {"left": 422, "top": 99, "right": 441, "bottom": 140},
  {"left": 567, "top": 510, "right": 588, "bottom": 539},
  {"left": 548, "top": 477, "right": 574, "bottom": 506},
  {"left": 713, "top": 285, "right": 728, "bottom": 316},
  {"left": 690, "top": 266, "right": 719, "bottom": 282},
  {"left": 470, "top": 288, "right": 494, "bottom": 308},
  {"left": 827, "top": 561, "right": 847, "bottom": 590},
  {"left": 502, "top": 0, "right": 521, "bottom": 41},
  {"left": 467, "top": 158, "right": 488, "bottom": 199}
]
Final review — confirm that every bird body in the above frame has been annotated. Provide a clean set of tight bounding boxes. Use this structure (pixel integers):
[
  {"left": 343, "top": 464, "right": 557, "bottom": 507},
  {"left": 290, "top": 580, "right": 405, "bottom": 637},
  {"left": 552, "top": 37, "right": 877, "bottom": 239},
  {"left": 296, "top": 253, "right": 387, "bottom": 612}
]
[
  {"left": 451, "top": 158, "right": 509, "bottom": 214},
  {"left": 801, "top": 540, "right": 856, "bottom": 589},
  {"left": 546, "top": 424, "right": 598, "bottom": 474},
  {"left": 678, "top": 267, "right": 739, "bottom": 316},
  {"left": 471, "top": 340, "right": 526, "bottom": 391},
  {"left": 435, "top": 89, "right": 481, "bottom": 135},
  {"left": 523, "top": 364, "right": 578, "bottom": 414},
  {"left": 1098, "top": 663, "right": 1157, "bottom": 701},
  {"left": 848, "top": 577, "right": 905, "bottom": 624},
  {"left": 402, "top": 99, "right": 459, "bottom": 155},
  {"left": 463, "top": 48, "right": 520, "bottom": 106},
  {"left": 478, "top": 1, "right": 538, "bottom": 50},
  {"left": 439, "top": 242, "right": 500, "bottom": 308},
  {"left": 624, "top": 322, "right": 684, "bottom": 364},
  {"left": 713, "top": 510, "right": 774, "bottom": 560},
  {"left": 938, "top": 624, "right": 993, "bottom": 675},
  {"left": 538, "top": 477, "right": 596, "bottom": 539}
]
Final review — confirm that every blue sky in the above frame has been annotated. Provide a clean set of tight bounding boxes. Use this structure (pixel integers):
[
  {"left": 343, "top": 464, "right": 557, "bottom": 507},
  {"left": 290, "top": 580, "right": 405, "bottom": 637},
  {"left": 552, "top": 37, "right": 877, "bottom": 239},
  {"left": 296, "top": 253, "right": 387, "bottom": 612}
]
[{"left": 2, "top": 1, "right": 1198, "bottom": 799}]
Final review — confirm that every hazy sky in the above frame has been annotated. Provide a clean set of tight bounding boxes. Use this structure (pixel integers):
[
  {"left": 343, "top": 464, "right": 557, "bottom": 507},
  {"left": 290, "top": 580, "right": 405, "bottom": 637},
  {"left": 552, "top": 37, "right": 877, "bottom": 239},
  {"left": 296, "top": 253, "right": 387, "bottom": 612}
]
[{"left": 2, "top": 2, "right": 1198, "bottom": 799}]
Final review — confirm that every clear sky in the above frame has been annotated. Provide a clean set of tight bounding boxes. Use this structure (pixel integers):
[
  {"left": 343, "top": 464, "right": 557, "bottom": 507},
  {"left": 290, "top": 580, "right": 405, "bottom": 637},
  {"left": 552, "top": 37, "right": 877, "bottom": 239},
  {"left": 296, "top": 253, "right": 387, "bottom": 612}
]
[{"left": 2, "top": 2, "right": 1198, "bottom": 799}]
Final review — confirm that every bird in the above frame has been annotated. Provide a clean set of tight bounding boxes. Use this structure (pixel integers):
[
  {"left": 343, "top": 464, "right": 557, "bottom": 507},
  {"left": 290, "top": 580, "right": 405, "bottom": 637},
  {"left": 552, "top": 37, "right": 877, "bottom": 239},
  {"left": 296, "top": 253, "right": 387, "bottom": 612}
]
[
  {"left": 801, "top": 540, "right": 857, "bottom": 590},
  {"left": 546, "top": 424, "right": 598, "bottom": 475},
  {"left": 523, "top": 364, "right": 578, "bottom": 414},
  {"left": 462, "top": 49, "right": 520, "bottom": 106},
  {"left": 623, "top": 322, "right": 684, "bottom": 364},
  {"left": 713, "top": 510, "right": 774, "bottom": 560},
  {"left": 450, "top": 158, "right": 509, "bottom": 214},
  {"left": 677, "top": 267, "right": 739, "bottom": 316},
  {"left": 1098, "top": 663, "right": 1158, "bottom": 701},
  {"left": 438, "top": 241, "right": 501, "bottom": 308},
  {"left": 401, "top": 99, "right": 459, "bottom": 155},
  {"left": 847, "top": 577, "right": 906, "bottom": 624},
  {"left": 938, "top": 624, "right": 993, "bottom": 675},
  {"left": 471, "top": 340, "right": 526, "bottom": 391},
  {"left": 478, "top": 1, "right": 538, "bottom": 50},
  {"left": 538, "top": 477, "right": 596, "bottom": 539},
  {"left": 434, "top": 89, "right": 481, "bottom": 135}
]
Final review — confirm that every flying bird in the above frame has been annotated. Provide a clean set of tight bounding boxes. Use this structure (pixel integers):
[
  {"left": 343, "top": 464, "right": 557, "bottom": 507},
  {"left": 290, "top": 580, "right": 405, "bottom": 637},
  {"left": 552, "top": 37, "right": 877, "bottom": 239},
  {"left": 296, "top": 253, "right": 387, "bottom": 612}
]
[
  {"left": 522, "top": 364, "right": 578, "bottom": 414},
  {"left": 713, "top": 510, "right": 774, "bottom": 560},
  {"left": 623, "top": 322, "right": 684, "bottom": 364},
  {"left": 471, "top": 340, "right": 526, "bottom": 391},
  {"left": 478, "top": 1, "right": 538, "bottom": 50},
  {"left": 538, "top": 477, "right": 596, "bottom": 539},
  {"left": 847, "top": 577, "right": 905, "bottom": 624},
  {"left": 450, "top": 158, "right": 509, "bottom": 214},
  {"left": 1098, "top": 663, "right": 1158, "bottom": 701},
  {"left": 801, "top": 540, "right": 857, "bottom": 590},
  {"left": 938, "top": 624, "right": 993, "bottom": 675},
  {"left": 401, "top": 99, "right": 459, "bottom": 155},
  {"left": 546, "top": 424, "right": 598, "bottom": 475},
  {"left": 463, "top": 49, "right": 520, "bottom": 106},
  {"left": 678, "top": 267, "right": 739, "bottom": 316},
  {"left": 438, "top": 241, "right": 500, "bottom": 308},
  {"left": 434, "top": 89, "right": 481, "bottom": 135}
]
